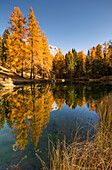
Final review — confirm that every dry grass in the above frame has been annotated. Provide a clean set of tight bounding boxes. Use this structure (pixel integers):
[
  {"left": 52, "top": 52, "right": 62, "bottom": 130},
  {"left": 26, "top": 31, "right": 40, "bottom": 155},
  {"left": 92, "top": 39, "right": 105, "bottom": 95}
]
[{"left": 47, "top": 123, "right": 112, "bottom": 170}]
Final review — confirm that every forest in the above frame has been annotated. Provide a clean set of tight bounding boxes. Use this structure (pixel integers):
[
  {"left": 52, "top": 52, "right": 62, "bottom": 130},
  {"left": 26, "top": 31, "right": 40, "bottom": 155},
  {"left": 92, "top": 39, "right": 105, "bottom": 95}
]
[{"left": 0, "top": 7, "right": 112, "bottom": 80}]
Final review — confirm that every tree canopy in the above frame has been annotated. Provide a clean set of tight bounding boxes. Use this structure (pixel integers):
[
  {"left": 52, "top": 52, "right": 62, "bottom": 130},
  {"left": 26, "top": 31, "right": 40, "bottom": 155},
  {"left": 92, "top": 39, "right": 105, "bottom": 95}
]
[{"left": 1, "top": 7, "right": 112, "bottom": 80}]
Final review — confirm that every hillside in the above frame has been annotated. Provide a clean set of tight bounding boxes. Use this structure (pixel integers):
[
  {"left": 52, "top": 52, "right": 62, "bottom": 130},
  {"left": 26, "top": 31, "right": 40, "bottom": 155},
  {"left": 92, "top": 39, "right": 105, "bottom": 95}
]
[{"left": 0, "top": 66, "right": 51, "bottom": 86}]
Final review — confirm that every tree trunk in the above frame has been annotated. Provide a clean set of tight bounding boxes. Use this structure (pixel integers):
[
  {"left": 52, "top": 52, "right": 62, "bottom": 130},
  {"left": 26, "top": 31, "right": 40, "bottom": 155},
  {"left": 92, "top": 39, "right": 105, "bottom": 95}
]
[
  {"left": 33, "top": 65, "right": 35, "bottom": 79},
  {"left": 30, "top": 67, "right": 33, "bottom": 79},
  {"left": 21, "top": 59, "right": 23, "bottom": 77}
]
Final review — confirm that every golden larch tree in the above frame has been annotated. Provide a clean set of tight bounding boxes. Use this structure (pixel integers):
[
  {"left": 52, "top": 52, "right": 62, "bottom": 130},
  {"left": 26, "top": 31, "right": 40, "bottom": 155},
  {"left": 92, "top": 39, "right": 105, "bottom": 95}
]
[
  {"left": 90, "top": 47, "right": 96, "bottom": 62},
  {"left": 41, "top": 31, "right": 53, "bottom": 78},
  {"left": 27, "top": 7, "right": 42, "bottom": 79},
  {"left": 77, "top": 50, "right": 86, "bottom": 75},
  {"left": 103, "top": 41, "right": 108, "bottom": 59},
  {"left": 53, "top": 48, "right": 65, "bottom": 78},
  {"left": 95, "top": 44, "right": 103, "bottom": 59},
  {"left": 8, "top": 7, "right": 27, "bottom": 76}
]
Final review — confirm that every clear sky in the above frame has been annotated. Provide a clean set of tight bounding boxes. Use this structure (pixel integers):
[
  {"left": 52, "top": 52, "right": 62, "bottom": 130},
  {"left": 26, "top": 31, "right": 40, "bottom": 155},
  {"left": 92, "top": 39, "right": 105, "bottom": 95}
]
[{"left": 0, "top": 0, "right": 112, "bottom": 55}]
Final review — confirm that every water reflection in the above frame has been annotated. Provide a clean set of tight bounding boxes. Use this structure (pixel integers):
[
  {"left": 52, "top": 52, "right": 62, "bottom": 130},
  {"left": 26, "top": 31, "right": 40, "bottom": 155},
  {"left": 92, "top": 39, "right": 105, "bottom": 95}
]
[
  {"left": 0, "top": 84, "right": 54, "bottom": 151},
  {"left": 51, "top": 83, "right": 112, "bottom": 142},
  {"left": 0, "top": 83, "right": 112, "bottom": 168}
]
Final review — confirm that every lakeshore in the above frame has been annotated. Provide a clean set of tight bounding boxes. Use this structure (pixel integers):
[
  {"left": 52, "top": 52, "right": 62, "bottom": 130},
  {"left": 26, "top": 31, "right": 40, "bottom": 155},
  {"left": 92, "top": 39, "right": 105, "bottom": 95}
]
[{"left": 1, "top": 70, "right": 112, "bottom": 86}]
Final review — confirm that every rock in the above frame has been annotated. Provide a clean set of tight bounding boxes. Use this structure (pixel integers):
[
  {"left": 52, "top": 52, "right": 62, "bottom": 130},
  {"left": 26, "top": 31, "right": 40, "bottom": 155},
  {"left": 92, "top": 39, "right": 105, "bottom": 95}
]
[{"left": 0, "top": 77, "right": 15, "bottom": 87}]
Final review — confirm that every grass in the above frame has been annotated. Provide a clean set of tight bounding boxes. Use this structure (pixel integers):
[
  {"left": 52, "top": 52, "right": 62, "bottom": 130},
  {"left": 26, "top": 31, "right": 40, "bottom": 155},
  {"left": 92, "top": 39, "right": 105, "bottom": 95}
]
[
  {"left": 6, "top": 118, "right": 112, "bottom": 169},
  {"left": 46, "top": 122, "right": 112, "bottom": 170}
]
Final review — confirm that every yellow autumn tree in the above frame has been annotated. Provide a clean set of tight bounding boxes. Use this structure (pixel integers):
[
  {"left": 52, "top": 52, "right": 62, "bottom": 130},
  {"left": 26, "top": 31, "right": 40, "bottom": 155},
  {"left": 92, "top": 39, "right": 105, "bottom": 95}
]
[
  {"left": 41, "top": 31, "right": 53, "bottom": 78},
  {"left": 5, "top": 7, "right": 27, "bottom": 76},
  {"left": 95, "top": 44, "right": 103, "bottom": 59},
  {"left": 103, "top": 41, "right": 108, "bottom": 59},
  {"left": 77, "top": 50, "right": 85, "bottom": 76},
  {"left": 90, "top": 47, "right": 96, "bottom": 62},
  {"left": 27, "top": 7, "right": 42, "bottom": 79},
  {"left": 53, "top": 48, "right": 65, "bottom": 78},
  {"left": 107, "top": 43, "right": 112, "bottom": 67}
]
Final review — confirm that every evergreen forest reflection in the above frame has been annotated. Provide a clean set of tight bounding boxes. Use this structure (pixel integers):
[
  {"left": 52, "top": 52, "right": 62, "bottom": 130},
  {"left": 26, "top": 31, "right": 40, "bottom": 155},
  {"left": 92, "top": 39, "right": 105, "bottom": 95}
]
[{"left": 0, "top": 83, "right": 112, "bottom": 168}]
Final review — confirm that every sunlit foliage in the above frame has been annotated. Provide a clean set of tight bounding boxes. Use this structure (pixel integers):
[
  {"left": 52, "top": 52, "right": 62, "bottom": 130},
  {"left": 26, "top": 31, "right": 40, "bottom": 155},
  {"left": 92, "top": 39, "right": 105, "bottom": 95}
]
[
  {"left": 3, "top": 7, "right": 53, "bottom": 79},
  {"left": 6, "top": 7, "right": 27, "bottom": 76},
  {"left": 27, "top": 7, "right": 42, "bottom": 79},
  {"left": 65, "top": 50, "right": 75, "bottom": 78},
  {"left": 53, "top": 48, "right": 65, "bottom": 78},
  {"left": 1, "top": 7, "right": 112, "bottom": 79},
  {"left": 41, "top": 31, "right": 53, "bottom": 78},
  {"left": 0, "top": 85, "right": 54, "bottom": 150}
]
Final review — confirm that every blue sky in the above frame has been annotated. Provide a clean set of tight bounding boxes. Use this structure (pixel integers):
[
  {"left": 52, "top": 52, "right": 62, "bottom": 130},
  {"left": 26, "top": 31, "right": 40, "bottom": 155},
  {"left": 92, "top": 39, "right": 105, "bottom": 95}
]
[{"left": 0, "top": 0, "right": 112, "bottom": 55}]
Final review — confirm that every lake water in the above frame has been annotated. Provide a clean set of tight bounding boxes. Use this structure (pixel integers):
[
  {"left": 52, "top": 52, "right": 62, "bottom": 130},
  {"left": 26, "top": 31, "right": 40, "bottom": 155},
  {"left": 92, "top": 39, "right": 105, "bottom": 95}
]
[{"left": 0, "top": 82, "right": 112, "bottom": 169}]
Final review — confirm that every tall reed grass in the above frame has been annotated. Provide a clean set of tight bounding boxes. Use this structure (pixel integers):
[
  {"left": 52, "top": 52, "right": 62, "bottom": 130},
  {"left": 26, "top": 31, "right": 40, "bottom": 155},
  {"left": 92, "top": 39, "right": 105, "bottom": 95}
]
[{"left": 47, "top": 123, "right": 112, "bottom": 170}]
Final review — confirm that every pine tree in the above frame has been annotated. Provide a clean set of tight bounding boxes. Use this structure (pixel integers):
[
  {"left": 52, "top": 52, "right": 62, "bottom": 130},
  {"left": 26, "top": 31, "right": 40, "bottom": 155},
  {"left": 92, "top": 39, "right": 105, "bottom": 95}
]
[
  {"left": 72, "top": 48, "right": 78, "bottom": 76},
  {"left": 94, "top": 44, "right": 103, "bottom": 77},
  {"left": 27, "top": 7, "right": 42, "bottom": 79},
  {"left": 65, "top": 50, "right": 74, "bottom": 78},
  {"left": 85, "top": 50, "right": 91, "bottom": 77},
  {"left": 77, "top": 50, "right": 85, "bottom": 76},
  {"left": 4, "top": 33, "right": 15, "bottom": 69},
  {"left": 2, "top": 29, "right": 10, "bottom": 66},
  {"left": 108, "top": 42, "right": 112, "bottom": 73}
]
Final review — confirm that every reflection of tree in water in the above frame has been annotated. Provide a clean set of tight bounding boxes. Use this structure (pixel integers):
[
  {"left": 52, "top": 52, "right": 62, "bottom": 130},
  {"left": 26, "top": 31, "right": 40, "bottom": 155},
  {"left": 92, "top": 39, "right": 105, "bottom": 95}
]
[
  {"left": 0, "top": 83, "right": 112, "bottom": 151},
  {"left": 52, "top": 83, "right": 112, "bottom": 149},
  {"left": 0, "top": 91, "right": 13, "bottom": 130},
  {"left": 52, "top": 83, "right": 112, "bottom": 123},
  {"left": 52, "top": 85, "right": 65, "bottom": 110},
  {"left": 0, "top": 84, "right": 54, "bottom": 150}
]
